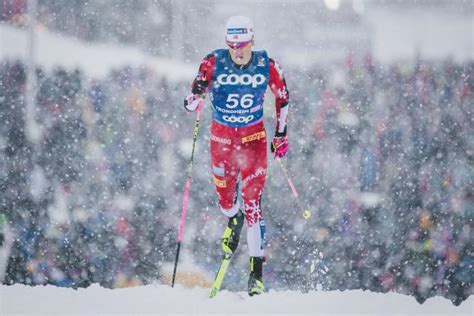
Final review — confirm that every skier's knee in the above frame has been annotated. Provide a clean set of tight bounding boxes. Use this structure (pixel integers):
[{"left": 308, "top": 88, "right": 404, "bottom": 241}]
[{"left": 220, "top": 202, "right": 240, "bottom": 218}]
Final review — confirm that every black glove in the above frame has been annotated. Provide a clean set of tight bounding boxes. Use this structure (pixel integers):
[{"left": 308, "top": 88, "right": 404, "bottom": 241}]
[{"left": 192, "top": 79, "right": 208, "bottom": 95}]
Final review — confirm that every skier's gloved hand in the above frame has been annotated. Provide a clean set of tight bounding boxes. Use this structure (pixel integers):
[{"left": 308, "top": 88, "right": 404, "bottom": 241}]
[
  {"left": 271, "top": 132, "right": 289, "bottom": 158},
  {"left": 184, "top": 93, "right": 203, "bottom": 112},
  {"left": 192, "top": 79, "right": 208, "bottom": 95}
]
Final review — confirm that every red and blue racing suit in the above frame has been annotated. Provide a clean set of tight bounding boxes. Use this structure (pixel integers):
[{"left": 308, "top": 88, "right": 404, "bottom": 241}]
[{"left": 189, "top": 49, "right": 289, "bottom": 257}]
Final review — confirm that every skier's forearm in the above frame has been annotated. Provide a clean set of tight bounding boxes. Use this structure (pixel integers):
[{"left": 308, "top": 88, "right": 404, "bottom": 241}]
[
  {"left": 268, "top": 58, "right": 290, "bottom": 134},
  {"left": 190, "top": 54, "right": 215, "bottom": 96}
]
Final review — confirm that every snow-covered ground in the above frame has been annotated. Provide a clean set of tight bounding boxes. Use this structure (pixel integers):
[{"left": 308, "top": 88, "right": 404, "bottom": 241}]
[
  {"left": 0, "top": 24, "right": 194, "bottom": 80},
  {"left": 0, "top": 284, "right": 472, "bottom": 315}
]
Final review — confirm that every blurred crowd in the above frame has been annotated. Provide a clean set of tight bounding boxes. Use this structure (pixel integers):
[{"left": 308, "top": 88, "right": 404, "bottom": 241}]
[
  {"left": 275, "top": 55, "right": 473, "bottom": 306},
  {"left": 0, "top": 61, "right": 186, "bottom": 289},
  {"left": 0, "top": 54, "right": 472, "bottom": 305}
]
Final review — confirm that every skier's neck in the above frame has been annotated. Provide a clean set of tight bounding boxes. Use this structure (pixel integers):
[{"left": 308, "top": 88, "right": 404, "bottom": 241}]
[{"left": 229, "top": 52, "right": 253, "bottom": 69}]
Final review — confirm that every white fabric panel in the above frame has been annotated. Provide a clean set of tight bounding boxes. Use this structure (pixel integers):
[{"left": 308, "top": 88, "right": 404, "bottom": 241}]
[
  {"left": 278, "top": 105, "right": 289, "bottom": 134},
  {"left": 220, "top": 202, "right": 240, "bottom": 218},
  {"left": 247, "top": 220, "right": 265, "bottom": 257}
]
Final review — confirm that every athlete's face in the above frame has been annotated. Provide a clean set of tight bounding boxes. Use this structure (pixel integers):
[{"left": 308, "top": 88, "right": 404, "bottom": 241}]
[{"left": 227, "top": 41, "right": 253, "bottom": 65}]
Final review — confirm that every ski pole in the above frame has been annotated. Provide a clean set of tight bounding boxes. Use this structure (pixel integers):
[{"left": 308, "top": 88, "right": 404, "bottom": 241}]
[
  {"left": 171, "top": 101, "right": 203, "bottom": 288},
  {"left": 276, "top": 158, "right": 311, "bottom": 220},
  {"left": 276, "top": 157, "right": 312, "bottom": 247},
  {"left": 276, "top": 158, "right": 329, "bottom": 288}
]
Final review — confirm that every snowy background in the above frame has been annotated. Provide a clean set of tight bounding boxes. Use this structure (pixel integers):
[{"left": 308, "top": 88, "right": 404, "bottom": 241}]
[{"left": 0, "top": 0, "right": 473, "bottom": 315}]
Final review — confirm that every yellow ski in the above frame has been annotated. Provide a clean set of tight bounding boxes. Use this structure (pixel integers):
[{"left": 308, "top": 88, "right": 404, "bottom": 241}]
[{"left": 209, "top": 254, "right": 232, "bottom": 298}]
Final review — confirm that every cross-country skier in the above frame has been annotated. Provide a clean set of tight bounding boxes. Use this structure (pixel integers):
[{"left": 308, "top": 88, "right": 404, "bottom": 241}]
[{"left": 184, "top": 15, "right": 290, "bottom": 296}]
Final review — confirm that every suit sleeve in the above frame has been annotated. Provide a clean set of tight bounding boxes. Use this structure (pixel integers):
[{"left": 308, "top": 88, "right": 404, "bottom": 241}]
[
  {"left": 268, "top": 58, "right": 289, "bottom": 136},
  {"left": 190, "top": 54, "right": 215, "bottom": 95}
]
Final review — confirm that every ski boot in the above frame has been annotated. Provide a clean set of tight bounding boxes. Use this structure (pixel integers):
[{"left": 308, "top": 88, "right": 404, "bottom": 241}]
[
  {"left": 221, "top": 210, "right": 244, "bottom": 255},
  {"left": 248, "top": 256, "right": 265, "bottom": 296}
]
